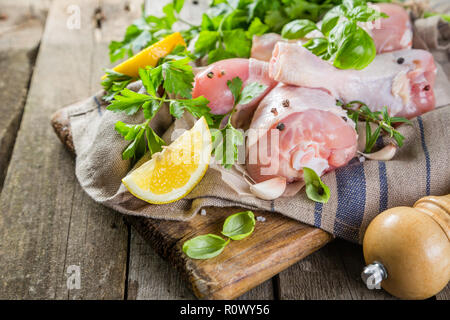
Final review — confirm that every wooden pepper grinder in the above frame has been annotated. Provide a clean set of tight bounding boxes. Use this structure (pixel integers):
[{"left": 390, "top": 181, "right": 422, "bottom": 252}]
[{"left": 362, "top": 194, "right": 450, "bottom": 299}]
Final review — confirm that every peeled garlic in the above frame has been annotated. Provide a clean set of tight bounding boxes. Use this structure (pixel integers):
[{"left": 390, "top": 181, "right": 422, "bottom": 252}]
[
  {"left": 359, "top": 143, "right": 397, "bottom": 161},
  {"left": 250, "top": 177, "right": 287, "bottom": 200}
]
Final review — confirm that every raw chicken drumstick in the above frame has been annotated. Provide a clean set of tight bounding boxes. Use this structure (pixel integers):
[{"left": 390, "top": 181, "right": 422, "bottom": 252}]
[{"left": 246, "top": 84, "right": 358, "bottom": 184}]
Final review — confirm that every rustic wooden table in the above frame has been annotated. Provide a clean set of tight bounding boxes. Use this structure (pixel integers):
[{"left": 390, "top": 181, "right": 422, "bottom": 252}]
[{"left": 0, "top": 0, "right": 448, "bottom": 300}]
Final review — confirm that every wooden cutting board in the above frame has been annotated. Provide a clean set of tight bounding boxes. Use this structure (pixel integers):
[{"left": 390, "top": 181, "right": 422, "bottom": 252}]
[{"left": 51, "top": 105, "right": 332, "bottom": 300}]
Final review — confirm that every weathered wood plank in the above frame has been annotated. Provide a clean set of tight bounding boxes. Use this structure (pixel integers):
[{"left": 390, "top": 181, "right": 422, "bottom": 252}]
[
  {"left": 0, "top": 0, "right": 137, "bottom": 299},
  {"left": 127, "top": 230, "right": 196, "bottom": 300},
  {"left": 278, "top": 240, "right": 397, "bottom": 299},
  {"left": 0, "top": 0, "right": 48, "bottom": 191}
]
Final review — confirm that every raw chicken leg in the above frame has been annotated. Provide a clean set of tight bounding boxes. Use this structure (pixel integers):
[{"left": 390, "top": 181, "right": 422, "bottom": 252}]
[
  {"left": 246, "top": 84, "right": 357, "bottom": 183},
  {"left": 367, "top": 3, "right": 412, "bottom": 53},
  {"left": 269, "top": 43, "right": 436, "bottom": 119},
  {"left": 250, "top": 3, "right": 412, "bottom": 62},
  {"left": 192, "top": 58, "right": 276, "bottom": 120}
]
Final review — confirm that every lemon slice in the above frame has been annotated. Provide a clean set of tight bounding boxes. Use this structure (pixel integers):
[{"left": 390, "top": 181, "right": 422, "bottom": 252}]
[
  {"left": 122, "top": 117, "right": 212, "bottom": 204},
  {"left": 102, "top": 32, "right": 186, "bottom": 79}
]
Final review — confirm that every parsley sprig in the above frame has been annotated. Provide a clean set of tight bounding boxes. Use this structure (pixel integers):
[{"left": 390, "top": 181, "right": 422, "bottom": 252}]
[
  {"left": 211, "top": 77, "right": 267, "bottom": 168},
  {"left": 101, "top": 69, "right": 134, "bottom": 102},
  {"left": 106, "top": 46, "right": 212, "bottom": 163},
  {"left": 338, "top": 100, "right": 411, "bottom": 153}
]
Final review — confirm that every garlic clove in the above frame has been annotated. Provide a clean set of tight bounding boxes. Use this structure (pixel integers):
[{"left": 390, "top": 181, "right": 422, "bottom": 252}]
[
  {"left": 358, "top": 143, "right": 397, "bottom": 161},
  {"left": 250, "top": 177, "right": 287, "bottom": 200}
]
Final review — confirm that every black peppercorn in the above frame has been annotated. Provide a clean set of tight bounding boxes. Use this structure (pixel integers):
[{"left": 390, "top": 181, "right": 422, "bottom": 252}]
[
  {"left": 424, "top": 85, "right": 430, "bottom": 91},
  {"left": 276, "top": 122, "right": 285, "bottom": 131},
  {"left": 207, "top": 72, "right": 214, "bottom": 79},
  {"left": 397, "top": 57, "right": 405, "bottom": 64}
]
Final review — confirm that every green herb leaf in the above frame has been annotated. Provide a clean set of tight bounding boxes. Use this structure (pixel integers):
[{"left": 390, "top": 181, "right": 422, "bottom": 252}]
[
  {"left": 303, "top": 167, "right": 330, "bottom": 204},
  {"left": 121, "top": 126, "right": 145, "bottom": 160},
  {"left": 227, "top": 77, "right": 243, "bottom": 103},
  {"left": 332, "top": 23, "right": 376, "bottom": 70},
  {"left": 212, "top": 124, "right": 243, "bottom": 169},
  {"left": 195, "top": 30, "right": 220, "bottom": 56},
  {"left": 161, "top": 58, "right": 194, "bottom": 98},
  {"left": 238, "top": 82, "right": 267, "bottom": 105},
  {"left": 107, "top": 88, "right": 151, "bottom": 115},
  {"left": 339, "top": 100, "right": 410, "bottom": 152},
  {"left": 222, "top": 29, "right": 251, "bottom": 58},
  {"left": 246, "top": 17, "right": 269, "bottom": 38},
  {"left": 365, "top": 121, "right": 381, "bottom": 152},
  {"left": 146, "top": 126, "right": 165, "bottom": 154},
  {"left": 222, "top": 211, "right": 255, "bottom": 240},
  {"left": 281, "top": 19, "right": 318, "bottom": 39},
  {"left": 303, "top": 37, "right": 329, "bottom": 56},
  {"left": 101, "top": 69, "right": 133, "bottom": 102},
  {"left": 321, "top": 5, "right": 346, "bottom": 36},
  {"left": 170, "top": 96, "right": 214, "bottom": 125},
  {"left": 173, "top": 0, "right": 185, "bottom": 13},
  {"left": 142, "top": 100, "right": 160, "bottom": 119},
  {"left": 182, "top": 234, "right": 229, "bottom": 259},
  {"left": 115, "top": 121, "right": 142, "bottom": 141}
]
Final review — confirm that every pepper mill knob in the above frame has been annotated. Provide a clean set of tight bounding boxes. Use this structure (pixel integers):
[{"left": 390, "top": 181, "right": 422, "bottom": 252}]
[
  {"left": 361, "top": 261, "right": 387, "bottom": 290},
  {"left": 362, "top": 194, "right": 450, "bottom": 299}
]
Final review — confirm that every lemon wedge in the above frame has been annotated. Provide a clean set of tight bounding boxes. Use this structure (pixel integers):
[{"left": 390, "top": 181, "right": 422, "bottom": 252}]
[
  {"left": 102, "top": 32, "right": 186, "bottom": 79},
  {"left": 122, "top": 117, "right": 212, "bottom": 204}
]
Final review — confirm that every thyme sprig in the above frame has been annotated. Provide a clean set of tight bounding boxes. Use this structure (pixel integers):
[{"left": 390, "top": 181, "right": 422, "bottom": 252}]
[{"left": 338, "top": 100, "right": 412, "bottom": 153}]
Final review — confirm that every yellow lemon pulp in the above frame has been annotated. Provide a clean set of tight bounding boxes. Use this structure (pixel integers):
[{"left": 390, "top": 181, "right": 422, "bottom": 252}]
[
  {"left": 122, "top": 117, "right": 211, "bottom": 204},
  {"left": 102, "top": 32, "right": 186, "bottom": 79}
]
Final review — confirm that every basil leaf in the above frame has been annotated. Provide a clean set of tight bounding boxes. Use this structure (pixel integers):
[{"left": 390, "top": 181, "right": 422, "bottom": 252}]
[
  {"left": 182, "top": 234, "right": 229, "bottom": 259},
  {"left": 348, "top": 6, "right": 388, "bottom": 22},
  {"left": 321, "top": 5, "right": 346, "bottom": 36},
  {"left": 333, "top": 25, "right": 376, "bottom": 70},
  {"left": 303, "top": 167, "right": 330, "bottom": 204},
  {"left": 342, "top": 0, "right": 366, "bottom": 10},
  {"left": 281, "top": 19, "right": 318, "bottom": 39},
  {"left": 303, "top": 37, "right": 329, "bottom": 56},
  {"left": 222, "top": 211, "right": 255, "bottom": 240},
  {"left": 238, "top": 82, "right": 267, "bottom": 105}
]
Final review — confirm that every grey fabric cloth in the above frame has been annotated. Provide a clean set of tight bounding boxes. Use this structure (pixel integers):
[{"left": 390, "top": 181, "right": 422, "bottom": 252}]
[{"left": 66, "top": 14, "right": 450, "bottom": 244}]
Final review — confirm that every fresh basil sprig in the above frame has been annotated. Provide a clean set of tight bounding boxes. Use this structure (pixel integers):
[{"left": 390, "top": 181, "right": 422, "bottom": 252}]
[
  {"left": 183, "top": 211, "right": 256, "bottom": 260},
  {"left": 303, "top": 167, "right": 331, "bottom": 204},
  {"left": 212, "top": 77, "right": 267, "bottom": 169},
  {"left": 282, "top": 0, "right": 388, "bottom": 70},
  {"left": 338, "top": 100, "right": 411, "bottom": 153}
]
